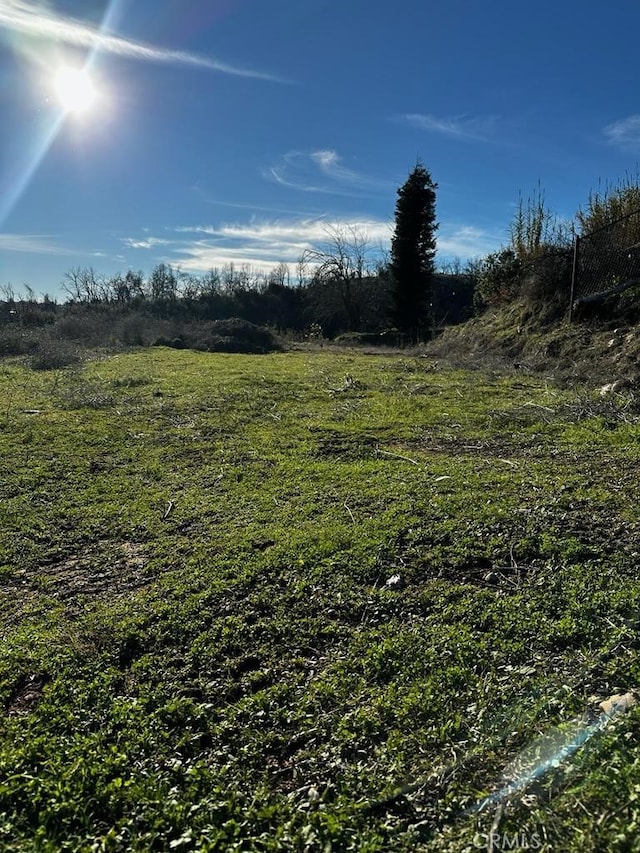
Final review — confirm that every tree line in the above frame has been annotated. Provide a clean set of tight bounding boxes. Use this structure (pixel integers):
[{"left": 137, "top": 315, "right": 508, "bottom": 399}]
[
  {"left": 1, "top": 163, "right": 477, "bottom": 343},
  {"left": 5, "top": 166, "right": 640, "bottom": 349}
]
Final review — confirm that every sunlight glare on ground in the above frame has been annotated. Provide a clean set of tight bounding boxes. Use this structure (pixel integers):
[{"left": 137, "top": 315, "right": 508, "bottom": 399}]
[{"left": 53, "top": 66, "right": 98, "bottom": 114}]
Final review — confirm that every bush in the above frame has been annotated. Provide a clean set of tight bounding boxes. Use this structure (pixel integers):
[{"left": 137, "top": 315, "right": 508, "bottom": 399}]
[
  {"left": 30, "top": 339, "right": 82, "bottom": 371},
  {"left": 474, "top": 250, "right": 522, "bottom": 312},
  {"left": 193, "top": 319, "right": 282, "bottom": 354},
  {"left": 151, "top": 320, "right": 281, "bottom": 354},
  {"left": 520, "top": 249, "right": 573, "bottom": 305},
  {"left": 0, "top": 329, "right": 39, "bottom": 357},
  {"left": 119, "top": 316, "right": 148, "bottom": 347},
  {"left": 151, "top": 335, "right": 185, "bottom": 349},
  {"left": 17, "top": 304, "right": 57, "bottom": 327},
  {"left": 577, "top": 175, "right": 640, "bottom": 238}
]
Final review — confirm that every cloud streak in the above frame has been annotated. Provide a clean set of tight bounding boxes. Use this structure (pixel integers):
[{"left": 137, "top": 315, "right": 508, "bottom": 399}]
[
  {"left": 437, "top": 224, "right": 503, "bottom": 259},
  {"left": 124, "top": 217, "right": 393, "bottom": 274},
  {"left": 0, "top": 232, "right": 83, "bottom": 256},
  {"left": 1, "top": 218, "right": 500, "bottom": 281},
  {"left": 121, "top": 237, "right": 172, "bottom": 250},
  {"left": 122, "top": 217, "right": 500, "bottom": 275},
  {"left": 267, "top": 150, "right": 394, "bottom": 195},
  {"left": 397, "top": 113, "right": 498, "bottom": 141},
  {"left": 0, "top": 0, "right": 285, "bottom": 81},
  {"left": 604, "top": 115, "right": 640, "bottom": 152},
  {"left": 178, "top": 218, "right": 392, "bottom": 246}
]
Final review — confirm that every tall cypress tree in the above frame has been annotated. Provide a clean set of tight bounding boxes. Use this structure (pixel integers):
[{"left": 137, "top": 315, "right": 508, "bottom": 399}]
[{"left": 390, "top": 162, "right": 438, "bottom": 341}]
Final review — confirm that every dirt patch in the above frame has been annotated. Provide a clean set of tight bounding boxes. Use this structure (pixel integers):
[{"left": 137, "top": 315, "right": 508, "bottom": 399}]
[
  {"left": 401, "top": 432, "right": 577, "bottom": 464},
  {"left": 38, "top": 540, "right": 150, "bottom": 605},
  {"left": 1, "top": 541, "right": 152, "bottom": 627},
  {"left": 6, "top": 673, "right": 48, "bottom": 716},
  {"left": 313, "top": 431, "right": 378, "bottom": 460}
]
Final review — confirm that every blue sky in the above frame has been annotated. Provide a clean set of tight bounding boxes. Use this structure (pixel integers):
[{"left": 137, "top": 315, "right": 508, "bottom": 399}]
[{"left": 1, "top": 0, "right": 639, "bottom": 297}]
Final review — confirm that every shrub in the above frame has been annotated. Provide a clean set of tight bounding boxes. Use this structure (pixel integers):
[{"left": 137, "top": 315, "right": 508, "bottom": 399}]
[
  {"left": 192, "top": 319, "right": 282, "bottom": 354},
  {"left": 471, "top": 185, "right": 574, "bottom": 316},
  {"left": 577, "top": 174, "right": 640, "bottom": 238},
  {"left": 524, "top": 250, "right": 573, "bottom": 303},
  {"left": 151, "top": 335, "right": 185, "bottom": 349},
  {"left": 473, "top": 249, "right": 522, "bottom": 312},
  {"left": 18, "top": 304, "right": 56, "bottom": 327},
  {"left": 333, "top": 331, "right": 402, "bottom": 346},
  {"left": 0, "top": 329, "right": 39, "bottom": 357},
  {"left": 55, "top": 312, "right": 109, "bottom": 345},
  {"left": 119, "top": 316, "right": 148, "bottom": 347},
  {"left": 510, "top": 185, "right": 572, "bottom": 261},
  {"left": 30, "top": 339, "right": 82, "bottom": 371}
]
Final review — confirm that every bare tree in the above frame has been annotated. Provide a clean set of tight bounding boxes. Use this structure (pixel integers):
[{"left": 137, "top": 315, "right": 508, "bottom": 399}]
[
  {"left": 178, "top": 271, "right": 203, "bottom": 301},
  {"left": 200, "top": 268, "right": 222, "bottom": 295},
  {"left": 149, "top": 263, "right": 178, "bottom": 300},
  {"left": 221, "top": 262, "right": 250, "bottom": 294},
  {"left": 0, "top": 283, "right": 16, "bottom": 304},
  {"left": 438, "top": 256, "right": 463, "bottom": 275},
  {"left": 301, "top": 224, "right": 377, "bottom": 331},
  {"left": 268, "top": 262, "right": 290, "bottom": 290},
  {"left": 62, "top": 266, "right": 105, "bottom": 302},
  {"left": 124, "top": 270, "right": 146, "bottom": 301}
]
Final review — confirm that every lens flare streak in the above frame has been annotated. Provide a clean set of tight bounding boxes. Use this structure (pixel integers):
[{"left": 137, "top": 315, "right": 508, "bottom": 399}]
[{"left": 472, "top": 692, "right": 637, "bottom": 813}]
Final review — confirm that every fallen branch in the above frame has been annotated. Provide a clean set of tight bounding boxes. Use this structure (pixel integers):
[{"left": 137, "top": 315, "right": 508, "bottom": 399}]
[{"left": 375, "top": 446, "right": 420, "bottom": 465}]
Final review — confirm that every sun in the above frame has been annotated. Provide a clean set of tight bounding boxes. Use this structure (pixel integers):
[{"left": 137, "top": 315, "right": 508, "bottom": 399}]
[{"left": 53, "top": 66, "right": 98, "bottom": 114}]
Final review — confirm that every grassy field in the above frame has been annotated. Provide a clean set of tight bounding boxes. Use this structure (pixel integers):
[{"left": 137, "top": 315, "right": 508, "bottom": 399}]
[{"left": 1, "top": 348, "right": 640, "bottom": 851}]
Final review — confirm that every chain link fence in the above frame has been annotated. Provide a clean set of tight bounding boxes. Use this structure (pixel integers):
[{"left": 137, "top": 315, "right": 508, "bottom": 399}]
[{"left": 570, "top": 208, "right": 640, "bottom": 318}]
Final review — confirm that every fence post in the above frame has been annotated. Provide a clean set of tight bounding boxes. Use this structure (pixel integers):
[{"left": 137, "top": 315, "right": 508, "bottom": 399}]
[{"left": 569, "top": 235, "right": 580, "bottom": 322}]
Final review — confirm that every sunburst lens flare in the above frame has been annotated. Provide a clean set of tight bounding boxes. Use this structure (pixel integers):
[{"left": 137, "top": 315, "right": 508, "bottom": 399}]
[{"left": 54, "top": 66, "right": 98, "bottom": 114}]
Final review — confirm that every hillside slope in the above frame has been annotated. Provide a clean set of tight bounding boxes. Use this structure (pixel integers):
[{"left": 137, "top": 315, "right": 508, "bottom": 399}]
[{"left": 428, "top": 300, "right": 640, "bottom": 388}]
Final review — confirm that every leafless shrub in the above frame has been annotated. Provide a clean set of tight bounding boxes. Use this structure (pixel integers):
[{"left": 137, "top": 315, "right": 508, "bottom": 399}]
[
  {"left": 30, "top": 339, "right": 82, "bottom": 371},
  {"left": 0, "top": 329, "right": 39, "bottom": 357}
]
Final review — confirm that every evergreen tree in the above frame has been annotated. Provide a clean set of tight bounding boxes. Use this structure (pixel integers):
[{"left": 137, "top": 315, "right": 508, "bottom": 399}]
[{"left": 390, "top": 162, "right": 438, "bottom": 341}]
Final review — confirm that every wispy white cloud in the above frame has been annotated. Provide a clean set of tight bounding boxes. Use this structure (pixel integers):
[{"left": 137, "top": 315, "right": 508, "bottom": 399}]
[
  {"left": 396, "top": 113, "right": 498, "bottom": 141},
  {"left": 123, "top": 217, "right": 393, "bottom": 274},
  {"left": 437, "top": 224, "right": 503, "bottom": 259},
  {"left": 121, "top": 216, "right": 500, "bottom": 275},
  {"left": 166, "top": 247, "right": 298, "bottom": 276},
  {"left": 0, "top": 232, "right": 82, "bottom": 256},
  {"left": 121, "top": 237, "right": 172, "bottom": 250},
  {"left": 267, "top": 150, "right": 394, "bottom": 195},
  {"left": 178, "top": 218, "right": 392, "bottom": 246},
  {"left": 189, "top": 187, "right": 317, "bottom": 218},
  {"left": 604, "top": 115, "right": 640, "bottom": 152},
  {"left": 0, "top": 0, "right": 285, "bottom": 82}
]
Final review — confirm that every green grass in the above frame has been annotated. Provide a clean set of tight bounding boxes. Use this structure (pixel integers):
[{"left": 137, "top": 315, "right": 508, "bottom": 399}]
[{"left": 1, "top": 349, "right": 640, "bottom": 851}]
